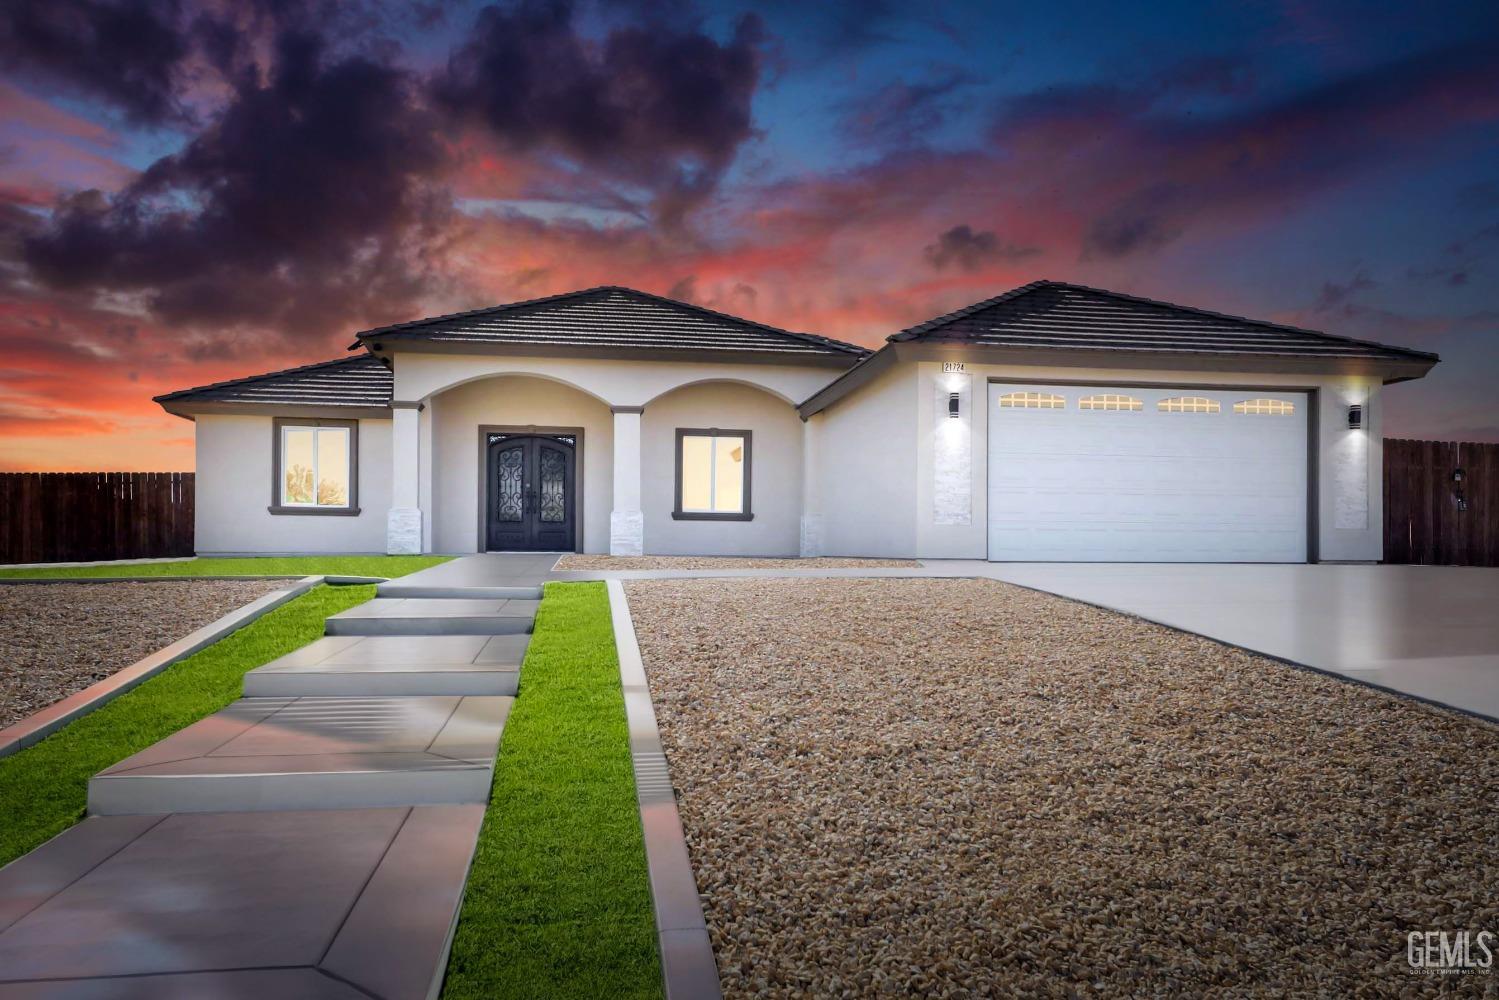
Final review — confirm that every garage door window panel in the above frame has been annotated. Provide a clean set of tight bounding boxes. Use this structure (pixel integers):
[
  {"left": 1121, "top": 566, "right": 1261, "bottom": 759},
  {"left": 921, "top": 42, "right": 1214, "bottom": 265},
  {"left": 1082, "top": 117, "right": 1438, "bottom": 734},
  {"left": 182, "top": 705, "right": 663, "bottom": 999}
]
[
  {"left": 1078, "top": 394, "right": 1143, "bottom": 411},
  {"left": 997, "top": 391, "right": 1067, "bottom": 409},
  {"left": 1234, "top": 398, "right": 1297, "bottom": 415},
  {"left": 1157, "top": 396, "right": 1221, "bottom": 413}
]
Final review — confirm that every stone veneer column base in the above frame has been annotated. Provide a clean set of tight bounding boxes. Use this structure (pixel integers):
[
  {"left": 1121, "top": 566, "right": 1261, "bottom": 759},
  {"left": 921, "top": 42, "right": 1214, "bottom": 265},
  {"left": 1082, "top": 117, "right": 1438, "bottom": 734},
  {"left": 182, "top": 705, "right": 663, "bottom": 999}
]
[
  {"left": 610, "top": 509, "right": 644, "bottom": 556},
  {"left": 799, "top": 514, "right": 824, "bottom": 558},
  {"left": 386, "top": 507, "right": 423, "bottom": 555}
]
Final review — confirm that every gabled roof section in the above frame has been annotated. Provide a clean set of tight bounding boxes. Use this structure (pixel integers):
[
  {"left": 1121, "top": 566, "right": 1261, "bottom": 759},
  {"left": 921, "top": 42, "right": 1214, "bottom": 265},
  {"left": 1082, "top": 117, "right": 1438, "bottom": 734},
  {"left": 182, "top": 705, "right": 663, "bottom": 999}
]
[
  {"left": 890, "top": 280, "right": 1440, "bottom": 364},
  {"left": 154, "top": 355, "right": 392, "bottom": 414},
  {"left": 354, "top": 285, "right": 869, "bottom": 361}
]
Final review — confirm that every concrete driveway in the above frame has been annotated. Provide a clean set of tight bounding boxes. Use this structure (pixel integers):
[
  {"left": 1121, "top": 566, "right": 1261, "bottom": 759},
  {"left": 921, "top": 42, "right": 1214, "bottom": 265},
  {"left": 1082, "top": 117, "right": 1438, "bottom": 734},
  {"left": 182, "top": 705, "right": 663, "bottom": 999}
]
[{"left": 982, "top": 563, "right": 1499, "bottom": 722}]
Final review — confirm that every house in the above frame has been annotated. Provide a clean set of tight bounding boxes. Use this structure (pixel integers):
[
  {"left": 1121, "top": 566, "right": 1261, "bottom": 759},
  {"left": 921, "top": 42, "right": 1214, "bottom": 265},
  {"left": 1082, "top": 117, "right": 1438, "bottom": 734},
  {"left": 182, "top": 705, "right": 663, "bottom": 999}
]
[{"left": 155, "top": 281, "right": 1438, "bottom": 562}]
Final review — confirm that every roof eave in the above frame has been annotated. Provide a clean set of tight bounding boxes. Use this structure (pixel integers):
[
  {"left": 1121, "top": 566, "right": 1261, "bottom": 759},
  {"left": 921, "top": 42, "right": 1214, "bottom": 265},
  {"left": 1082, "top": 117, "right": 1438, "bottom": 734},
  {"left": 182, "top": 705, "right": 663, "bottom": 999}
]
[
  {"left": 157, "top": 400, "right": 393, "bottom": 420},
  {"left": 361, "top": 337, "right": 865, "bottom": 368},
  {"left": 798, "top": 342, "right": 1438, "bottom": 418}
]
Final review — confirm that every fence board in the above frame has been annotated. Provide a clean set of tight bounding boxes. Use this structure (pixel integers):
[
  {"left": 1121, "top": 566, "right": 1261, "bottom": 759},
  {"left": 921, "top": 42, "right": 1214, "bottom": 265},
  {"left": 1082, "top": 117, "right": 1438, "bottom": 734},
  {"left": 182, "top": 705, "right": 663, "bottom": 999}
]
[
  {"left": 0, "top": 472, "right": 195, "bottom": 564},
  {"left": 1383, "top": 439, "right": 1499, "bottom": 567}
]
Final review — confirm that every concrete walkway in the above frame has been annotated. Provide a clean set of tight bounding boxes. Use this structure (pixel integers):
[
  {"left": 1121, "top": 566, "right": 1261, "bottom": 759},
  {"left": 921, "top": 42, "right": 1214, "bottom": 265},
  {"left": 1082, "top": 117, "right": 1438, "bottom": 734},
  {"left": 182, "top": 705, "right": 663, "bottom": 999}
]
[{"left": 0, "top": 581, "right": 540, "bottom": 999}]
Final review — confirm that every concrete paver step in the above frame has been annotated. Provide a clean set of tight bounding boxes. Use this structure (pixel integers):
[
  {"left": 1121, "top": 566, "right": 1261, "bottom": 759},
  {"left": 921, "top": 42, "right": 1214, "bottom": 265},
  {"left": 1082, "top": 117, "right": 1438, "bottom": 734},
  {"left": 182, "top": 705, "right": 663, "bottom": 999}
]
[
  {"left": 245, "top": 634, "right": 527, "bottom": 697},
  {"left": 88, "top": 695, "right": 511, "bottom": 815},
  {"left": 325, "top": 597, "right": 538, "bottom": 636},
  {"left": 0, "top": 805, "right": 483, "bottom": 1000},
  {"left": 375, "top": 582, "right": 543, "bottom": 600}
]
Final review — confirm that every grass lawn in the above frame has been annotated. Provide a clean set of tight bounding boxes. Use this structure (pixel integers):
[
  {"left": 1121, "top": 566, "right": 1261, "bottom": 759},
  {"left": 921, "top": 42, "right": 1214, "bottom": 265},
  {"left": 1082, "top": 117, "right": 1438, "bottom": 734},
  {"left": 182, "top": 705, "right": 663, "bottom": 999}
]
[
  {"left": 443, "top": 582, "right": 662, "bottom": 1000},
  {"left": 0, "top": 583, "right": 374, "bottom": 867},
  {"left": 0, "top": 555, "right": 450, "bottom": 579}
]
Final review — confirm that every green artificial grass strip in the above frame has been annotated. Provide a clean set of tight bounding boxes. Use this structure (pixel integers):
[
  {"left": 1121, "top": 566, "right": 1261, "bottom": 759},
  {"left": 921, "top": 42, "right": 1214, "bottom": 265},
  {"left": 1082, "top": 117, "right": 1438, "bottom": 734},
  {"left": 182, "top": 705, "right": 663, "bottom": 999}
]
[
  {"left": 443, "top": 582, "right": 663, "bottom": 1000},
  {"left": 0, "top": 555, "right": 450, "bottom": 579},
  {"left": 0, "top": 583, "right": 374, "bottom": 867}
]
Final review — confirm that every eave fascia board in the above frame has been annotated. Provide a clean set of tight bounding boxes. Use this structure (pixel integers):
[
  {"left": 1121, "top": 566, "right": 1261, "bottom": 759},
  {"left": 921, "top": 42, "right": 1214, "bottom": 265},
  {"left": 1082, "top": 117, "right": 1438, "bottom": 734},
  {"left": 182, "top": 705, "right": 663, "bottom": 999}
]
[
  {"left": 361, "top": 338, "right": 863, "bottom": 370},
  {"left": 157, "top": 401, "right": 394, "bottom": 420}
]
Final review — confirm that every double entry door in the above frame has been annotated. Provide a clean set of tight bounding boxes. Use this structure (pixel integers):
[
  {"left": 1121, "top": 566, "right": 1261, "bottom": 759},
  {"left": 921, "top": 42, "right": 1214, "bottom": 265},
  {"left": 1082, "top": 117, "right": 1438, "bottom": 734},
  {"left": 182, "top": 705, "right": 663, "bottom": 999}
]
[{"left": 485, "top": 433, "right": 576, "bottom": 552}]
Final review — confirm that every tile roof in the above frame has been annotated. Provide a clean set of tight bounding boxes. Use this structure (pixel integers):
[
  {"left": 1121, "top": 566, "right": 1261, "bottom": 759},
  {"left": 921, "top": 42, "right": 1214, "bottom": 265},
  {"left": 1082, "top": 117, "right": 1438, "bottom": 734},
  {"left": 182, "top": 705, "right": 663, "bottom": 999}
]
[
  {"left": 355, "top": 285, "right": 868, "bottom": 359},
  {"left": 891, "top": 280, "right": 1440, "bottom": 363},
  {"left": 154, "top": 355, "right": 392, "bottom": 409}
]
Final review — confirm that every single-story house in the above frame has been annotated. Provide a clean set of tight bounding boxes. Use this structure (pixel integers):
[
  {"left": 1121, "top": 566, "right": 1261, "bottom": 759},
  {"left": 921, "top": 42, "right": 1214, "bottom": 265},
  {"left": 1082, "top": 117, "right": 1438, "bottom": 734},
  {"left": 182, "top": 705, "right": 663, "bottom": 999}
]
[{"left": 156, "top": 281, "right": 1438, "bottom": 562}]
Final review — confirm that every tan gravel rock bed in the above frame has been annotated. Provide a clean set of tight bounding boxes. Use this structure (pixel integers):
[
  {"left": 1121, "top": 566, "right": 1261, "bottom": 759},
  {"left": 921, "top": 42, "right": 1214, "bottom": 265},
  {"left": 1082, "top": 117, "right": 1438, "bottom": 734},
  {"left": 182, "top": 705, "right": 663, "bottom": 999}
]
[
  {"left": 555, "top": 555, "right": 919, "bottom": 570},
  {"left": 626, "top": 577, "right": 1499, "bottom": 998},
  {"left": 0, "top": 580, "right": 284, "bottom": 730}
]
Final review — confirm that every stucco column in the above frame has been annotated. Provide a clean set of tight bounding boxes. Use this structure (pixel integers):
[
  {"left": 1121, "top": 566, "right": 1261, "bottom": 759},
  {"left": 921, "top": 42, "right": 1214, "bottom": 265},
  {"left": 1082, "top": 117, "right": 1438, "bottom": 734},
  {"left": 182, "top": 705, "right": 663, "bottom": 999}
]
[
  {"left": 387, "top": 403, "right": 422, "bottom": 555},
  {"left": 610, "top": 407, "right": 644, "bottom": 555},
  {"left": 799, "top": 414, "right": 823, "bottom": 557}
]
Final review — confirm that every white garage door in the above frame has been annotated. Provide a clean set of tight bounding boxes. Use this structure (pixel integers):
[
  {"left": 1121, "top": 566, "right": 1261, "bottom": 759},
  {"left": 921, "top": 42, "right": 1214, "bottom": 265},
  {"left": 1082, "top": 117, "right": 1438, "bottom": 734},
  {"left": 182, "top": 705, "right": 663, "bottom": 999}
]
[{"left": 987, "top": 383, "right": 1308, "bottom": 562}]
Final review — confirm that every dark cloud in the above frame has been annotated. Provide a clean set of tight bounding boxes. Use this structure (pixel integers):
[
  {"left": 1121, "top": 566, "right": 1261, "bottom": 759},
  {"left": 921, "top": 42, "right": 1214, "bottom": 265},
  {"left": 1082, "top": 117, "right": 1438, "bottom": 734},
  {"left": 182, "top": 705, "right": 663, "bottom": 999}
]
[
  {"left": 924, "top": 225, "right": 1037, "bottom": 271},
  {"left": 838, "top": 69, "right": 978, "bottom": 148},
  {"left": 0, "top": 0, "right": 191, "bottom": 124},
  {"left": 22, "top": 29, "right": 453, "bottom": 341},
  {"left": 431, "top": 0, "right": 762, "bottom": 224},
  {"left": 1314, "top": 271, "right": 1376, "bottom": 312},
  {"left": 1083, "top": 186, "right": 1185, "bottom": 260}
]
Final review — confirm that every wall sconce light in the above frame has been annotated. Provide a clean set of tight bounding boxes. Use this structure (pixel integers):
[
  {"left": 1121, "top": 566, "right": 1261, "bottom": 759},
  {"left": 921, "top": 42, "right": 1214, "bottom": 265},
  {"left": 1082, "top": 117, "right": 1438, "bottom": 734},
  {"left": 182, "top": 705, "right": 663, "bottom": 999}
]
[
  {"left": 948, "top": 392, "right": 961, "bottom": 418},
  {"left": 1452, "top": 467, "right": 1466, "bottom": 485},
  {"left": 1347, "top": 404, "right": 1363, "bottom": 430}
]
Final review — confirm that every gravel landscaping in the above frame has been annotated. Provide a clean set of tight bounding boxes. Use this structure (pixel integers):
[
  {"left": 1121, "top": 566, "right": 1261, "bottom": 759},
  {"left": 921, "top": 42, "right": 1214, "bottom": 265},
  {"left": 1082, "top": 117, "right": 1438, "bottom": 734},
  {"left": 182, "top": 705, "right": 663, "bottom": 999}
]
[
  {"left": 626, "top": 577, "right": 1499, "bottom": 998},
  {"left": 0, "top": 580, "right": 284, "bottom": 730},
  {"left": 556, "top": 555, "right": 919, "bottom": 571}
]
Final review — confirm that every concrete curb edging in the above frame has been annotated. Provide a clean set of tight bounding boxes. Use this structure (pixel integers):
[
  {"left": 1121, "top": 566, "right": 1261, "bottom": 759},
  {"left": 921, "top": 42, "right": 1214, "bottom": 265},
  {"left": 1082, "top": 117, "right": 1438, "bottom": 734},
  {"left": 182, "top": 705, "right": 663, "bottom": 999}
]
[
  {"left": 0, "top": 576, "right": 328, "bottom": 759},
  {"left": 606, "top": 579, "right": 723, "bottom": 1000}
]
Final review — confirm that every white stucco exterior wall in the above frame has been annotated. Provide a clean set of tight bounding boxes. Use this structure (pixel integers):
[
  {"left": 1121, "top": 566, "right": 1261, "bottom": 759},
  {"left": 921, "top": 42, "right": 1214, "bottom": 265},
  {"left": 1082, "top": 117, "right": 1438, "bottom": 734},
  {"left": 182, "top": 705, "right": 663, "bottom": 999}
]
[
  {"left": 393, "top": 352, "right": 835, "bottom": 411},
  {"left": 640, "top": 382, "right": 803, "bottom": 556},
  {"left": 193, "top": 414, "right": 391, "bottom": 554},
  {"left": 428, "top": 375, "right": 614, "bottom": 554},
  {"left": 814, "top": 363, "right": 919, "bottom": 557}
]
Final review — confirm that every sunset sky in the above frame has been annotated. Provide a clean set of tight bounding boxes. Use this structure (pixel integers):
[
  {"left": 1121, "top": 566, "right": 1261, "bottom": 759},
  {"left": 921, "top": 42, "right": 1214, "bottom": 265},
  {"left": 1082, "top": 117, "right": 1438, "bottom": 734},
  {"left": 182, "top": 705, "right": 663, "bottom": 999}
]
[{"left": 1, "top": 0, "right": 1496, "bottom": 471}]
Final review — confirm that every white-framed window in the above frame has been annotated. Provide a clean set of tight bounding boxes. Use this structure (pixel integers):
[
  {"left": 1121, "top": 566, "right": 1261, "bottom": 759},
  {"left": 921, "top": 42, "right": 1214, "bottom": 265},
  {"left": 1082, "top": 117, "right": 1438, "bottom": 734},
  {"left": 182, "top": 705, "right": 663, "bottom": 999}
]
[
  {"left": 272, "top": 420, "right": 357, "bottom": 513},
  {"left": 997, "top": 391, "right": 1066, "bottom": 409},
  {"left": 1078, "top": 393, "right": 1143, "bottom": 411},
  {"left": 1157, "top": 396, "right": 1221, "bottom": 413},
  {"left": 1233, "top": 398, "right": 1296, "bottom": 416},
  {"left": 674, "top": 429, "right": 751, "bottom": 520}
]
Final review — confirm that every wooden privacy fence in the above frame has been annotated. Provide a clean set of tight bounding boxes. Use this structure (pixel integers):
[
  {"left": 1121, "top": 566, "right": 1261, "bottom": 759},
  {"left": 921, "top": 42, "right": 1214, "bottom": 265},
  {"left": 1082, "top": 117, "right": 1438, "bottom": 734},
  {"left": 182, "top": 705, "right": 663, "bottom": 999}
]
[
  {"left": 0, "top": 472, "right": 195, "bottom": 565},
  {"left": 1384, "top": 439, "right": 1498, "bottom": 566}
]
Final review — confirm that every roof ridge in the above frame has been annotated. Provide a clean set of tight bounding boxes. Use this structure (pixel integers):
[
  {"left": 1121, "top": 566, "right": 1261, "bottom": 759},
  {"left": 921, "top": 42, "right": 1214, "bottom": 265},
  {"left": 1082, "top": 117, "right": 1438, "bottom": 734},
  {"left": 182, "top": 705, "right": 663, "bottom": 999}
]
[
  {"left": 152, "top": 355, "right": 385, "bottom": 403},
  {"left": 1044, "top": 281, "right": 1441, "bottom": 361},
  {"left": 892, "top": 279, "right": 1439, "bottom": 362},
  {"left": 355, "top": 284, "right": 870, "bottom": 357},
  {"left": 353, "top": 286, "right": 621, "bottom": 340},
  {"left": 605, "top": 285, "right": 870, "bottom": 356},
  {"left": 887, "top": 280, "right": 1053, "bottom": 341}
]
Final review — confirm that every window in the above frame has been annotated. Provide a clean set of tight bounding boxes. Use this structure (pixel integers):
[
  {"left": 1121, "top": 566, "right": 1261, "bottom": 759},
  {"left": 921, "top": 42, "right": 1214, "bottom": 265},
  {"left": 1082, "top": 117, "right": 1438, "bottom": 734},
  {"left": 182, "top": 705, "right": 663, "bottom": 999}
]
[
  {"left": 271, "top": 419, "right": 358, "bottom": 514},
  {"left": 1233, "top": 398, "right": 1296, "bottom": 416},
  {"left": 1078, "top": 394, "right": 1143, "bottom": 411},
  {"left": 997, "top": 391, "right": 1066, "bottom": 409},
  {"left": 674, "top": 429, "right": 752, "bottom": 520},
  {"left": 1157, "top": 396, "right": 1221, "bottom": 413}
]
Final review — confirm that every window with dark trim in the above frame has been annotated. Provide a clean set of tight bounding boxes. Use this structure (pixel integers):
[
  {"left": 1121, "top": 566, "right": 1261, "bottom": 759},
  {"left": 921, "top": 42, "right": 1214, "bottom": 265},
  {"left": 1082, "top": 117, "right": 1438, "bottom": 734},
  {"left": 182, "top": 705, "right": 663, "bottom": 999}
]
[
  {"left": 269, "top": 418, "right": 360, "bottom": 515},
  {"left": 673, "top": 428, "right": 752, "bottom": 521}
]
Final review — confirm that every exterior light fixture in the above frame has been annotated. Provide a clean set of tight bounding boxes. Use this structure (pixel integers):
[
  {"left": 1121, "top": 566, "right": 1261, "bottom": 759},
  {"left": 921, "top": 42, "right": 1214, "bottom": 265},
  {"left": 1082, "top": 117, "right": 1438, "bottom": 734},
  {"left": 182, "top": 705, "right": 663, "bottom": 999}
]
[
  {"left": 1453, "top": 468, "right": 1466, "bottom": 485},
  {"left": 948, "top": 392, "right": 960, "bottom": 418},
  {"left": 1347, "top": 404, "right": 1363, "bottom": 430}
]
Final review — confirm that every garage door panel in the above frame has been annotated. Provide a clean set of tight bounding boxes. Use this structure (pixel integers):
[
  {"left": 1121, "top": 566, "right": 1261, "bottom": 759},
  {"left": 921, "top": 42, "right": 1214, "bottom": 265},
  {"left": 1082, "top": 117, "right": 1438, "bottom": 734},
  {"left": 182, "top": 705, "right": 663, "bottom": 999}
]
[{"left": 987, "top": 383, "right": 1308, "bottom": 562}]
